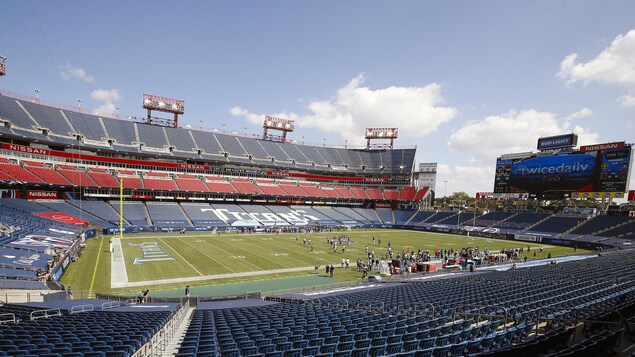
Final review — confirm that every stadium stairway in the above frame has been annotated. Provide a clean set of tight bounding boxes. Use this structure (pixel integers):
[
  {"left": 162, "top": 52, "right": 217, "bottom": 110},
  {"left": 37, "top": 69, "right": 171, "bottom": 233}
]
[
  {"left": 143, "top": 203, "right": 153, "bottom": 226},
  {"left": 519, "top": 214, "right": 552, "bottom": 234},
  {"left": 179, "top": 203, "right": 196, "bottom": 227},
  {"left": 163, "top": 304, "right": 196, "bottom": 356},
  {"left": 562, "top": 218, "right": 588, "bottom": 236}
]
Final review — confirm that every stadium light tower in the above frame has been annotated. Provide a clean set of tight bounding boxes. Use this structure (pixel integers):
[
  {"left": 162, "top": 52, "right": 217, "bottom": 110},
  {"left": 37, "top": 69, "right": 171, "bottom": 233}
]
[
  {"left": 34, "top": 89, "right": 40, "bottom": 104},
  {"left": 0, "top": 56, "right": 6, "bottom": 77},
  {"left": 143, "top": 93, "right": 185, "bottom": 128},
  {"left": 263, "top": 115, "right": 294, "bottom": 142},
  {"left": 365, "top": 128, "right": 398, "bottom": 149}
]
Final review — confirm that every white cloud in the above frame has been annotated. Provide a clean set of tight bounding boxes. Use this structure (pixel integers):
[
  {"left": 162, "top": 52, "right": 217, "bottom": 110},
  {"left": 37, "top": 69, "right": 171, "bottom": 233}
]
[
  {"left": 91, "top": 102, "right": 117, "bottom": 116},
  {"left": 564, "top": 107, "right": 592, "bottom": 121},
  {"left": 59, "top": 63, "right": 94, "bottom": 83},
  {"left": 90, "top": 89, "right": 122, "bottom": 102},
  {"left": 618, "top": 94, "right": 635, "bottom": 107},
  {"left": 89, "top": 89, "right": 121, "bottom": 117},
  {"left": 447, "top": 109, "right": 599, "bottom": 162},
  {"left": 557, "top": 29, "right": 635, "bottom": 86},
  {"left": 437, "top": 164, "right": 494, "bottom": 196},
  {"left": 229, "top": 106, "right": 262, "bottom": 125},
  {"left": 230, "top": 74, "right": 457, "bottom": 144}
]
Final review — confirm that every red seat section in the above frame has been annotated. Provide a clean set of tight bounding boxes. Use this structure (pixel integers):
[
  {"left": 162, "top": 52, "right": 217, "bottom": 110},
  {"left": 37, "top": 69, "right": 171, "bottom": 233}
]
[
  {"left": 350, "top": 186, "right": 370, "bottom": 199},
  {"left": 366, "top": 187, "right": 384, "bottom": 200},
  {"left": 257, "top": 182, "right": 286, "bottom": 196},
  {"left": 0, "top": 170, "right": 17, "bottom": 181},
  {"left": 279, "top": 183, "right": 308, "bottom": 197},
  {"left": 320, "top": 186, "right": 340, "bottom": 198},
  {"left": 383, "top": 188, "right": 399, "bottom": 201},
  {"left": 414, "top": 187, "right": 429, "bottom": 200},
  {"left": 143, "top": 177, "right": 177, "bottom": 191},
  {"left": 399, "top": 186, "right": 416, "bottom": 200},
  {"left": 120, "top": 176, "right": 143, "bottom": 189},
  {"left": 177, "top": 173, "right": 197, "bottom": 179},
  {"left": 232, "top": 180, "right": 262, "bottom": 194},
  {"left": 301, "top": 184, "right": 326, "bottom": 198},
  {"left": 57, "top": 168, "right": 98, "bottom": 187},
  {"left": 175, "top": 178, "right": 209, "bottom": 192},
  {"left": 88, "top": 171, "right": 120, "bottom": 188},
  {"left": 24, "top": 166, "right": 71, "bottom": 185},
  {"left": 21, "top": 160, "right": 45, "bottom": 167},
  {"left": 0, "top": 162, "right": 45, "bottom": 183},
  {"left": 205, "top": 176, "right": 237, "bottom": 193},
  {"left": 333, "top": 185, "right": 355, "bottom": 199}
]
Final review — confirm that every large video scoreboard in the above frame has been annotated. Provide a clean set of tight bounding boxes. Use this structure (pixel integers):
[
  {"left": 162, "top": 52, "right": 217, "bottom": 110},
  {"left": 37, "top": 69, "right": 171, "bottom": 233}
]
[{"left": 494, "top": 142, "right": 632, "bottom": 199}]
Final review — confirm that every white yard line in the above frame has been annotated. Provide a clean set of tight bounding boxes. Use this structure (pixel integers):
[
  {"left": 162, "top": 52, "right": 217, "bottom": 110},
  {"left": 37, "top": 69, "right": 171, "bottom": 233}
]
[
  {"left": 111, "top": 265, "right": 320, "bottom": 288},
  {"left": 158, "top": 238, "right": 204, "bottom": 276},
  {"left": 180, "top": 238, "right": 240, "bottom": 273},
  {"left": 110, "top": 238, "right": 130, "bottom": 288}
]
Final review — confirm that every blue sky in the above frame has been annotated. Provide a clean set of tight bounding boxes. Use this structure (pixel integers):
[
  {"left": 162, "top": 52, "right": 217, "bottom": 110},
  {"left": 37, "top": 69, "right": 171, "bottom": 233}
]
[{"left": 1, "top": 1, "right": 634, "bottom": 197}]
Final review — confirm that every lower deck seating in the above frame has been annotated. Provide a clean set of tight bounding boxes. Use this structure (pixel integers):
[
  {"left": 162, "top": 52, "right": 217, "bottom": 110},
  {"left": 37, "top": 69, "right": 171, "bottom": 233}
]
[{"left": 175, "top": 249, "right": 635, "bottom": 357}]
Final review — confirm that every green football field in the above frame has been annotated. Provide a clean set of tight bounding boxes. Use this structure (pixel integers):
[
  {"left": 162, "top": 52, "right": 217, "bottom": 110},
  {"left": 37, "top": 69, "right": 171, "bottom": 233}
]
[{"left": 60, "top": 229, "right": 585, "bottom": 297}]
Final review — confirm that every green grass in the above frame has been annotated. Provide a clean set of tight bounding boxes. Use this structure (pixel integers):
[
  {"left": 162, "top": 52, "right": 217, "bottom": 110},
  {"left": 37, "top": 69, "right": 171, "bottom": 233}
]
[{"left": 61, "top": 229, "right": 584, "bottom": 296}]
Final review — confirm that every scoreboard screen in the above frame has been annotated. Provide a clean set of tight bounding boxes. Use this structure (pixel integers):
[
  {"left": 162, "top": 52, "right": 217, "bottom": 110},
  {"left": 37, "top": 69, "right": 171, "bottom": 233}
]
[{"left": 494, "top": 146, "right": 631, "bottom": 198}]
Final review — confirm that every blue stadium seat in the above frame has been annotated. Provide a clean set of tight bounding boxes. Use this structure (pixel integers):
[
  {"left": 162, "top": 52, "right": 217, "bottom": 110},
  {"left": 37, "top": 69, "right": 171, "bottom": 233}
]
[
  {"left": 368, "top": 345, "right": 387, "bottom": 356},
  {"left": 320, "top": 344, "right": 337, "bottom": 354},
  {"left": 301, "top": 346, "right": 319, "bottom": 356},
  {"left": 350, "top": 348, "right": 369, "bottom": 357},
  {"left": 386, "top": 342, "right": 403, "bottom": 354},
  {"left": 284, "top": 348, "right": 303, "bottom": 357}
]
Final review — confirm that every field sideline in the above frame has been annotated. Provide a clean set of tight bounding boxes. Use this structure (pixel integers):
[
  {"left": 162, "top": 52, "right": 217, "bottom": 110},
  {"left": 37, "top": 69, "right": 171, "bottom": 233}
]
[{"left": 60, "top": 229, "right": 584, "bottom": 296}]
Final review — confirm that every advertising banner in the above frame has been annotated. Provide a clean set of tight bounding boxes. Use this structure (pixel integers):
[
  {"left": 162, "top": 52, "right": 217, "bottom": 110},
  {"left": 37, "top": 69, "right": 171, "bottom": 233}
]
[
  {"left": 494, "top": 145, "right": 631, "bottom": 197},
  {"left": 27, "top": 191, "right": 58, "bottom": 200},
  {"left": 537, "top": 134, "right": 577, "bottom": 150}
]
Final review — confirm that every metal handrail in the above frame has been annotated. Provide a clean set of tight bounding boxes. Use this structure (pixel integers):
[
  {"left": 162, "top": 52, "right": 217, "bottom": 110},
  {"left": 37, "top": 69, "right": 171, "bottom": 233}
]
[
  {"left": 0, "top": 313, "right": 16, "bottom": 324},
  {"left": 535, "top": 306, "right": 624, "bottom": 337},
  {"left": 30, "top": 308, "right": 61, "bottom": 320},
  {"left": 452, "top": 304, "right": 508, "bottom": 326},
  {"left": 70, "top": 304, "right": 94, "bottom": 314},
  {"left": 102, "top": 301, "right": 125, "bottom": 310}
]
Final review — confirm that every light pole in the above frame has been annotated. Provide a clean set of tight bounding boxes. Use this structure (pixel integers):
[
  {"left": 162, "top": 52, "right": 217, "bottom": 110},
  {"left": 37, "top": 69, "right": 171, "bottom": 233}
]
[
  {"left": 34, "top": 89, "right": 40, "bottom": 104},
  {"left": 444, "top": 180, "right": 448, "bottom": 209},
  {"left": 451, "top": 199, "right": 466, "bottom": 229},
  {"left": 115, "top": 106, "right": 120, "bottom": 119},
  {"left": 77, "top": 99, "right": 82, "bottom": 112}
]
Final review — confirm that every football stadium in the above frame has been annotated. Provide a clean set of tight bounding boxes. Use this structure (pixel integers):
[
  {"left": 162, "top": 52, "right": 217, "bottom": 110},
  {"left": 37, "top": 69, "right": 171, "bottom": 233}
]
[
  {"left": 0, "top": 85, "right": 634, "bottom": 356},
  {"left": 2, "top": 4, "right": 635, "bottom": 357}
]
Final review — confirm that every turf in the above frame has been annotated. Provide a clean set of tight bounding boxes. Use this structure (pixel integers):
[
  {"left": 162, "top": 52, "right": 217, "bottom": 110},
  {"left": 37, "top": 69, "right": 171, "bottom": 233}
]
[{"left": 61, "top": 229, "right": 584, "bottom": 296}]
